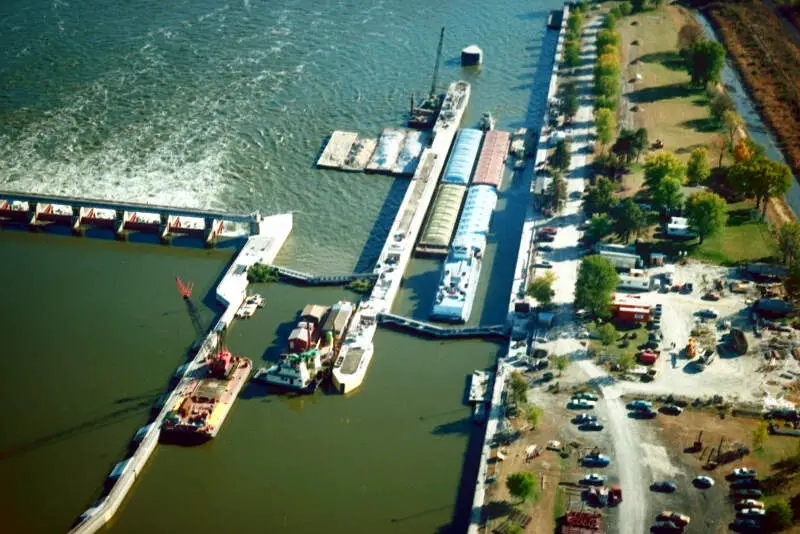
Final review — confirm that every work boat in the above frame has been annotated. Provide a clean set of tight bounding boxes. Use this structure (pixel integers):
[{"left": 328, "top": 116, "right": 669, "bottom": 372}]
[
  {"left": 478, "top": 112, "right": 495, "bottom": 132},
  {"left": 253, "top": 349, "right": 322, "bottom": 393}
]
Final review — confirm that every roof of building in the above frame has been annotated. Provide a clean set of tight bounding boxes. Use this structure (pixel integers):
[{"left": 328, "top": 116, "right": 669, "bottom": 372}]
[
  {"left": 301, "top": 304, "right": 328, "bottom": 322},
  {"left": 419, "top": 184, "right": 467, "bottom": 248},
  {"left": 288, "top": 327, "right": 310, "bottom": 343},
  {"left": 441, "top": 128, "right": 483, "bottom": 186}
]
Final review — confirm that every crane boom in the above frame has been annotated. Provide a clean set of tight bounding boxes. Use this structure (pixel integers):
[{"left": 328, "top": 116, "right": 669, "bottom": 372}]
[{"left": 429, "top": 27, "right": 445, "bottom": 98}]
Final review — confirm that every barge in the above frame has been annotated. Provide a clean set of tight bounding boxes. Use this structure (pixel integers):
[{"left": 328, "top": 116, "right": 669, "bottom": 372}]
[{"left": 161, "top": 347, "right": 252, "bottom": 442}]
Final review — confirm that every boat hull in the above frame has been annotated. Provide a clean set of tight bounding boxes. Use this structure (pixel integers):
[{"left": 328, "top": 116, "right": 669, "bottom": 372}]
[
  {"left": 332, "top": 344, "right": 374, "bottom": 395},
  {"left": 252, "top": 369, "right": 320, "bottom": 394}
]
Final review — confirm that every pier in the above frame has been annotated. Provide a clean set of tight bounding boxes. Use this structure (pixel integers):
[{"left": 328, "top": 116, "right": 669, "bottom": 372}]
[
  {"left": 0, "top": 190, "right": 261, "bottom": 245},
  {"left": 267, "top": 264, "right": 379, "bottom": 286},
  {"left": 467, "top": 5, "right": 570, "bottom": 533},
  {"left": 377, "top": 312, "right": 507, "bottom": 339},
  {"left": 67, "top": 213, "right": 293, "bottom": 534}
]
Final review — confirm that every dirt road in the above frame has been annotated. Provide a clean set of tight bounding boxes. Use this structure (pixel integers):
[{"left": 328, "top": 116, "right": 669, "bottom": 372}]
[{"left": 579, "top": 361, "right": 647, "bottom": 534}]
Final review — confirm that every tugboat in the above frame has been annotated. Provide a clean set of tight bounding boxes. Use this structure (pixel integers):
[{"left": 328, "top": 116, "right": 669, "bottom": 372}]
[
  {"left": 253, "top": 302, "right": 354, "bottom": 393},
  {"left": 478, "top": 112, "right": 495, "bottom": 132}
]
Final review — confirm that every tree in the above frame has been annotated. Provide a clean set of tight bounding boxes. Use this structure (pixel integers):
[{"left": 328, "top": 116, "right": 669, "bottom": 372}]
[
  {"left": 525, "top": 404, "right": 544, "bottom": 428},
  {"left": 614, "top": 199, "right": 647, "bottom": 243},
  {"left": 764, "top": 499, "right": 794, "bottom": 531},
  {"left": 756, "top": 158, "right": 792, "bottom": 218},
  {"left": 686, "top": 40, "right": 726, "bottom": 86},
  {"left": 506, "top": 472, "right": 537, "bottom": 503},
  {"left": 584, "top": 178, "right": 616, "bottom": 216},
  {"left": 560, "top": 82, "right": 579, "bottom": 119},
  {"left": 631, "top": 0, "right": 647, "bottom": 13},
  {"left": 732, "top": 140, "right": 751, "bottom": 164},
  {"left": 612, "top": 128, "right": 648, "bottom": 164},
  {"left": 652, "top": 176, "right": 684, "bottom": 216},
  {"left": 686, "top": 147, "right": 711, "bottom": 185},
  {"left": 595, "top": 74, "right": 618, "bottom": 98},
  {"left": 575, "top": 255, "right": 619, "bottom": 318},
  {"left": 527, "top": 271, "right": 556, "bottom": 305},
  {"left": 585, "top": 213, "right": 615, "bottom": 243},
  {"left": 567, "top": 11, "right": 584, "bottom": 35},
  {"left": 709, "top": 90, "right": 734, "bottom": 124},
  {"left": 775, "top": 222, "right": 800, "bottom": 266},
  {"left": 547, "top": 175, "right": 568, "bottom": 212},
  {"left": 752, "top": 421, "right": 769, "bottom": 450},
  {"left": 596, "top": 29, "right": 620, "bottom": 51},
  {"left": 596, "top": 53, "right": 621, "bottom": 77},
  {"left": 597, "top": 322, "right": 617, "bottom": 345},
  {"left": 633, "top": 128, "right": 649, "bottom": 162},
  {"left": 564, "top": 40, "right": 581, "bottom": 68},
  {"left": 616, "top": 352, "right": 635, "bottom": 372},
  {"left": 549, "top": 139, "right": 572, "bottom": 173},
  {"left": 595, "top": 152, "right": 628, "bottom": 181},
  {"left": 602, "top": 12, "right": 618, "bottom": 30},
  {"left": 619, "top": 1, "right": 632, "bottom": 16},
  {"left": 643, "top": 151, "right": 686, "bottom": 190},
  {"left": 723, "top": 110, "right": 744, "bottom": 147},
  {"left": 509, "top": 372, "right": 528, "bottom": 405},
  {"left": 685, "top": 191, "right": 728, "bottom": 244},
  {"left": 677, "top": 23, "right": 704, "bottom": 51},
  {"left": 247, "top": 263, "right": 279, "bottom": 283},
  {"left": 595, "top": 108, "right": 616, "bottom": 152},
  {"left": 553, "top": 355, "right": 569, "bottom": 372}
]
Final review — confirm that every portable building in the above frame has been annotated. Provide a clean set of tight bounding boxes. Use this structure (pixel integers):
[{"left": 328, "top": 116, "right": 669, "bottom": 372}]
[
  {"left": 615, "top": 306, "right": 650, "bottom": 323},
  {"left": 441, "top": 128, "right": 484, "bottom": 186},
  {"left": 666, "top": 216, "right": 696, "bottom": 239},
  {"left": 598, "top": 250, "right": 641, "bottom": 271},
  {"left": 617, "top": 272, "right": 652, "bottom": 291},
  {"left": 471, "top": 130, "right": 510, "bottom": 188}
]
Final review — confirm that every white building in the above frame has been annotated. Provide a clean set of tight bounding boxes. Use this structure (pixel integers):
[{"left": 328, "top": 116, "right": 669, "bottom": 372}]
[{"left": 666, "top": 216, "right": 696, "bottom": 239}]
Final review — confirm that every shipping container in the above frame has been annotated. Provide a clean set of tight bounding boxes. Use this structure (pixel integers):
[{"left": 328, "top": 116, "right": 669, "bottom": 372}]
[{"left": 615, "top": 306, "right": 650, "bottom": 323}]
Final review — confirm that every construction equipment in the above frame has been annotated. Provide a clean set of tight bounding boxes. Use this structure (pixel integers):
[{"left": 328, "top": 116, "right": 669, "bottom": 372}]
[
  {"left": 685, "top": 337, "right": 697, "bottom": 359},
  {"left": 729, "top": 328, "right": 748, "bottom": 355},
  {"left": 408, "top": 27, "right": 445, "bottom": 130}
]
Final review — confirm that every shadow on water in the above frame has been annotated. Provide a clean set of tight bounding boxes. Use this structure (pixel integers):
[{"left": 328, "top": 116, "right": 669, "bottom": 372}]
[
  {"left": 259, "top": 317, "right": 298, "bottom": 363},
  {"left": 402, "top": 261, "right": 442, "bottom": 320},
  {"left": 354, "top": 177, "right": 410, "bottom": 273},
  {"left": 0, "top": 393, "right": 159, "bottom": 461}
]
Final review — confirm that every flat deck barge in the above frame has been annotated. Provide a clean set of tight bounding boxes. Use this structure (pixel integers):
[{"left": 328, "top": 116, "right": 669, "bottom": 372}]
[
  {"left": 341, "top": 137, "right": 378, "bottom": 172},
  {"left": 472, "top": 130, "right": 511, "bottom": 188},
  {"left": 317, "top": 131, "right": 358, "bottom": 169}
]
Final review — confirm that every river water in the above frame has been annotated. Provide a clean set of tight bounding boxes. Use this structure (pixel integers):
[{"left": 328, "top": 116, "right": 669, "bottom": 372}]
[{"left": 0, "top": 0, "right": 561, "bottom": 532}]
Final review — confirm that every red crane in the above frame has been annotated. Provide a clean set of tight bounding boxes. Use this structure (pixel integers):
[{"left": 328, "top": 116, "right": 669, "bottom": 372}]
[{"left": 176, "top": 276, "right": 194, "bottom": 299}]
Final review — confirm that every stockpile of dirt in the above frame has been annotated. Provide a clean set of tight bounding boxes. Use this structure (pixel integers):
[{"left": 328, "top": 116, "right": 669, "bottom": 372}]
[{"left": 703, "top": 1, "right": 800, "bottom": 184}]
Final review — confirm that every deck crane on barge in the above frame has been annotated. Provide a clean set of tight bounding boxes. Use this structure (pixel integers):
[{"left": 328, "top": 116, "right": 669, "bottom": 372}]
[{"left": 409, "top": 27, "right": 445, "bottom": 130}]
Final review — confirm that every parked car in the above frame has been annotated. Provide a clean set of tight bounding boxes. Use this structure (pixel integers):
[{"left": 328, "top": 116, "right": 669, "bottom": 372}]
[
  {"left": 735, "top": 499, "right": 764, "bottom": 510},
  {"left": 628, "top": 399, "right": 653, "bottom": 410},
  {"left": 734, "top": 489, "right": 763, "bottom": 499},
  {"left": 572, "top": 413, "right": 597, "bottom": 424},
  {"left": 681, "top": 282, "right": 694, "bottom": 293},
  {"left": 650, "top": 521, "right": 682, "bottom": 533},
  {"left": 580, "top": 473, "right": 606, "bottom": 486},
  {"left": 697, "top": 308, "right": 719, "bottom": 319},
  {"left": 582, "top": 453, "right": 610, "bottom": 467},
  {"left": 542, "top": 372, "right": 554, "bottom": 382},
  {"left": 703, "top": 292, "right": 721, "bottom": 301},
  {"left": 570, "top": 398, "right": 597, "bottom": 409},
  {"left": 660, "top": 404, "right": 683, "bottom": 415},
  {"left": 574, "top": 392, "right": 599, "bottom": 401},
  {"left": 731, "top": 468, "right": 757, "bottom": 479},
  {"left": 731, "top": 518, "right": 762, "bottom": 532},
  {"left": 731, "top": 479, "right": 759, "bottom": 490},
  {"left": 534, "top": 258, "right": 553, "bottom": 269},
  {"left": 650, "top": 481, "right": 677, "bottom": 493},
  {"left": 579, "top": 421, "right": 604, "bottom": 431},
  {"left": 636, "top": 408, "right": 658, "bottom": 419},
  {"left": 657, "top": 511, "right": 690, "bottom": 527},
  {"left": 737, "top": 508, "right": 765, "bottom": 518},
  {"left": 538, "top": 244, "right": 554, "bottom": 252},
  {"left": 693, "top": 475, "right": 714, "bottom": 488}
]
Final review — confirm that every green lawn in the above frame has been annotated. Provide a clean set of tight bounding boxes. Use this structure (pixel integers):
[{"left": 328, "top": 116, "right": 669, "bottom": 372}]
[
  {"left": 589, "top": 321, "right": 649, "bottom": 368},
  {"left": 689, "top": 202, "right": 777, "bottom": 265}
]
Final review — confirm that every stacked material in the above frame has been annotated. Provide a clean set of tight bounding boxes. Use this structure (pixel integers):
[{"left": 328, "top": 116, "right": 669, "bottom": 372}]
[{"left": 392, "top": 130, "right": 430, "bottom": 176}]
